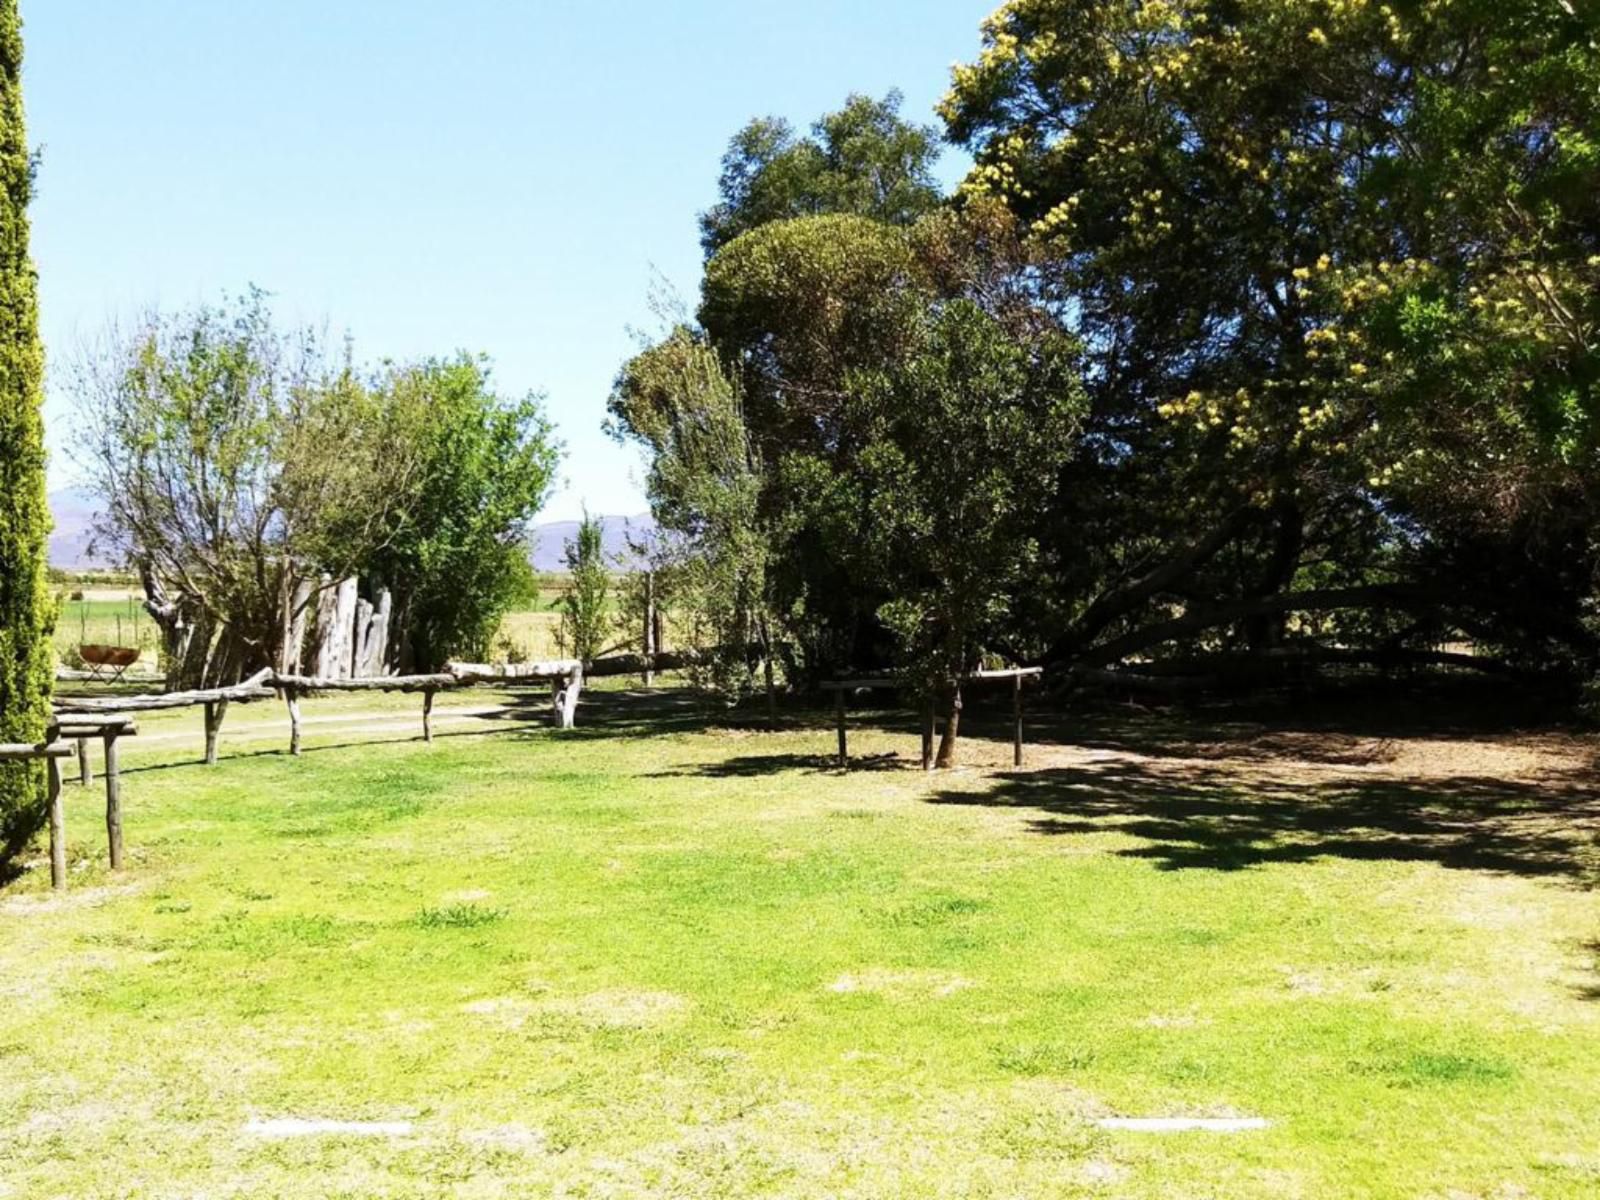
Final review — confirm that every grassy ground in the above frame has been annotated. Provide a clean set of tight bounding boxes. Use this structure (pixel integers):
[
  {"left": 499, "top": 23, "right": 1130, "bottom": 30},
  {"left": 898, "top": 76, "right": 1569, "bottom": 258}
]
[{"left": 2, "top": 689, "right": 1598, "bottom": 1198}]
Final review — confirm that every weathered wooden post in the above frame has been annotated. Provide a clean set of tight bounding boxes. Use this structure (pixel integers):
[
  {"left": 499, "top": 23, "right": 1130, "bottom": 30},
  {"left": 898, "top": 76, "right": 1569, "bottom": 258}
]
[
  {"left": 1013, "top": 673, "right": 1024, "bottom": 768},
  {"left": 555, "top": 665, "right": 583, "bottom": 730},
  {"left": 203, "top": 699, "right": 227, "bottom": 766},
  {"left": 47, "top": 753, "right": 65, "bottom": 890},
  {"left": 103, "top": 731, "right": 123, "bottom": 870},
  {"left": 2, "top": 747, "right": 75, "bottom": 889},
  {"left": 285, "top": 686, "right": 303, "bottom": 757},
  {"left": 422, "top": 688, "right": 435, "bottom": 743},
  {"left": 643, "top": 571, "right": 656, "bottom": 689},
  {"left": 76, "top": 736, "right": 91, "bottom": 786},
  {"left": 835, "top": 687, "right": 847, "bottom": 769}
]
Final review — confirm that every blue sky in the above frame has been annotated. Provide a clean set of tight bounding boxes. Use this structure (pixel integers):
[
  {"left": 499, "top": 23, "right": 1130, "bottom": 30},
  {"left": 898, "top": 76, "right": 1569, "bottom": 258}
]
[{"left": 25, "top": 0, "right": 985, "bottom": 521}]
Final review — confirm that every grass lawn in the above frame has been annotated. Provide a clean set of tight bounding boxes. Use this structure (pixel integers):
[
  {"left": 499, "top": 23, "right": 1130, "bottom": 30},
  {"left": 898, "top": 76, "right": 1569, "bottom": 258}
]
[{"left": 2, "top": 690, "right": 1598, "bottom": 1198}]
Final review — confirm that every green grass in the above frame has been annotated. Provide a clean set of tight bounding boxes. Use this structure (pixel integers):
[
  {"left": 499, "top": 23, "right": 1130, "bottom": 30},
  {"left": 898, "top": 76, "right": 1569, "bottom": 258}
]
[{"left": 1, "top": 695, "right": 1597, "bottom": 1198}]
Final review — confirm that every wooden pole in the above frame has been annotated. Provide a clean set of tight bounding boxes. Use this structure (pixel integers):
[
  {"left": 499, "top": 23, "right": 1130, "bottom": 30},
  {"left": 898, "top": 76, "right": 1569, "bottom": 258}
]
[
  {"left": 557, "top": 665, "right": 583, "bottom": 730},
  {"left": 48, "top": 754, "right": 65, "bottom": 891},
  {"left": 422, "top": 688, "right": 435, "bottom": 743},
  {"left": 643, "top": 572, "right": 656, "bottom": 689},
  {"left": 922, "top": 700, "right": 935, "bottom": 772},
  {"left": 1013, "top": 673, "right": 1024, "bottom": 768},
  {"left": 77, "top": 736, "right": 92, "bottom": 787},
  {"left": 103, "top": 733, "right": 123, "bottom": 871},
  {"left": 835, "top": 688, "right": 847, "bottom": 769},
  {"left": 286, "top": 687, "right": 303, "bottom": 757},
  {"left": 203, "top": 699, "right": 227, "bottom": 766}
]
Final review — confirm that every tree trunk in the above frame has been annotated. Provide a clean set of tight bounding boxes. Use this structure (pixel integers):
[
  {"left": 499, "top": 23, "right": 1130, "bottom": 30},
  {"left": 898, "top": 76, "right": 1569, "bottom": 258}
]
[{"left": 934, "top": 682, "right": 962, "bottom": 769}]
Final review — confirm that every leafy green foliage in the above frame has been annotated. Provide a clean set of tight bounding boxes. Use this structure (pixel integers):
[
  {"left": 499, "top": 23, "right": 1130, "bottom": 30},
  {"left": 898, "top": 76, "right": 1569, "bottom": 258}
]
[
  {"left": 699, "top": 91, "right": 943, "bottom": 258},
  {"left": 0, "top": 0, "right": 54, "bottom": 852},
  {"left": 609, "top": 331, "right": 769, "bottom": 694},
  {"left": 367, "top": 356, "right": 559, "bottom": 669},
  {"left": 941, "top": 0, "right": 1600, "bottom": 678},
  {"left": 68, "top": 292, "right": 409, "bottom": 686},
  {"left": 852, "top": 301, "right": 1084, "bottom": 695},
  {"left": 557, "top": 510, "right": 612, "bottom": 666}
]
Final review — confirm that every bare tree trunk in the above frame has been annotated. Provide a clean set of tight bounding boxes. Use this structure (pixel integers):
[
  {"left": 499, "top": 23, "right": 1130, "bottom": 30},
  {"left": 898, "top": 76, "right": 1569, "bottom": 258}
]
[
  {"left": 141, "top": 561, "right": 199, "bottom": 689},
  {"left": 935, "top": 682, "right": 962, "bottom": 769}
]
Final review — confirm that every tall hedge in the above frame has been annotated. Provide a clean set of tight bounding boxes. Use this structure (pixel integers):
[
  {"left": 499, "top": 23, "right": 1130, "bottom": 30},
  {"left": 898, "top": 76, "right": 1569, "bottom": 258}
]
[{"left": 0, "top": 0, "right": 53, "bottom": 859}]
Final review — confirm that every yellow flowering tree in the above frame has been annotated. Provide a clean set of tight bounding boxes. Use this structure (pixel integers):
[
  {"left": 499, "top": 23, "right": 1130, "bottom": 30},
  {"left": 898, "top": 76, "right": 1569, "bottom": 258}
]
[{"left": 943, "top": 0, "right": 1600, "bottom": 678}]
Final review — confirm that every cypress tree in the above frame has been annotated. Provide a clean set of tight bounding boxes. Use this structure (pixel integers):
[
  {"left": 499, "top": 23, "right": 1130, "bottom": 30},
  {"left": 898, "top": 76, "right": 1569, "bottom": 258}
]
[{"left": 0, "top": 0, "right": 53, "bottom": 859}]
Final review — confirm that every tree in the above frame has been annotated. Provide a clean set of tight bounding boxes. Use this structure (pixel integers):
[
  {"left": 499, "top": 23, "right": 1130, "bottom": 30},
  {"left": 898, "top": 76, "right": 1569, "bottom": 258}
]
[
  {"left": 558, "top": 510, "right": 611, "bottom": 667},
  {"left": 940, "top": 0, "right": 1600, "bottom": 683},
  {"left": 365, "top": 356, "right": 559, "bottom": 670},
  {"left": 609, "top": 329, "right": 770, "bottom": 697},
  {"left": 0, "top": 0, "right": 52, "bottom": 857},
  {"left": 71, "top": 293, "right": 421, "bottom": 687},
  {"left": 699, "top": 91, "right": 943, "bottom": 257},
  {"left": 855, "top": 301, "right": 1083, "bottom": 764}
]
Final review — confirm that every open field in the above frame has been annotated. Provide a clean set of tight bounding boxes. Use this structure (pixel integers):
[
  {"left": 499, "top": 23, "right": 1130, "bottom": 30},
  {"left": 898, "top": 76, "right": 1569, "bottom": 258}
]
[
  {"left": 2, "top": 689, "right": 1599, "bottom": 1198},
  {"left": 47, "top": 578, "right": 602, "bottom": 674}
]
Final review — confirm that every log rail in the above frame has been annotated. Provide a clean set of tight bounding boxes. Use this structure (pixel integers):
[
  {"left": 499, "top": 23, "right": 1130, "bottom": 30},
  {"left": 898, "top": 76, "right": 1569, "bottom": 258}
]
[{"left": 54, "top": 661, "right": 589, "bottom": 763}]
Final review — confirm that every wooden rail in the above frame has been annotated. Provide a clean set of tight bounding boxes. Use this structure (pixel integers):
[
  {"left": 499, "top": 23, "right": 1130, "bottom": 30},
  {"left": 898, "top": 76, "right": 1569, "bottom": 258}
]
[
  {"left": 821, "top": 668, "right": 1045, "bottom": 771},
  {"left": 55, "top": 661, "right": 587, "bottom": 763}
]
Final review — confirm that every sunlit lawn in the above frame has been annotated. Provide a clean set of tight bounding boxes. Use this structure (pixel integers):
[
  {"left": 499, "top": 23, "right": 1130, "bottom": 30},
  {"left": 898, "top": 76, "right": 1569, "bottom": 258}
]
[{"left": 1, "top": 691, "right": 1597, "bottom": 1198}]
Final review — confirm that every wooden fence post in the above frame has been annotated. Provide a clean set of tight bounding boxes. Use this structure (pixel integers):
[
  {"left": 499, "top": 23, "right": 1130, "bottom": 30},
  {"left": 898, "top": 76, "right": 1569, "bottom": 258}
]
[
  {"left": 285, "top": 687, "right": 303, "bottom": 757},
  {"left": 1013, "top": 673, "right": 1024, "bottom": 768},
  {"left": 643, "top": 571, "right": 656, "bottom": 689},
  {"left": 77, "top": 736, "right": 92, "bottom": 787},
  {"left": 48, "top": 754, "right": 65, "bottom": 891},
  {"left": 103, "top": 733, "right": 123, "bottom": 871},
  {"left": 556, "top": 665, "right": 583, "bottom": 730},
  {"left": 203, "top": 699, "right": 227, "bottom": 766},
  {"left": 835, "top": 688, "right": 847, "bottom": 770},
  {"left": 422, "top": 688, "right": 435, "bottom": 743},
  {"left": 922, "top": 701, "right": 935, "bottom": 772}
]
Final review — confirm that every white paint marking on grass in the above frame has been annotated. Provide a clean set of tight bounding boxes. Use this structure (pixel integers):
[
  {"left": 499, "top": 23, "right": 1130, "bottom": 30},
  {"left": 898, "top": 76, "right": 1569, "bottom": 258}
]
[
  {"left": 1096, "top": 1117, "right": 1269, "bottom": 1133},
  {"left": 244, "top": 1118, "right": 414, "bottom": 1138}
]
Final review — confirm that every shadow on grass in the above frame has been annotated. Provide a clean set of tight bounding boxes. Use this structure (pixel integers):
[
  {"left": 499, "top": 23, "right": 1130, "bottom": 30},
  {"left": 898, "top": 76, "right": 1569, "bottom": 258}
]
[
  {"left": 1578, "top": 943, "right": 1600, "bottom": 1002},
  {"left": 1022, "top": 676, "right": 1594, "bottom": 770},
  {"left": 649, "top": 752, "right": 905, "bottom": 778},
  {"left": 926, "top": 757, "right": 1600, "bottom": 887},
  {"left": 488, "top": 686, "right": 723, "bottom": 739},
  {"left": 112, "top": 688, "right": 720, "bottom": 777},
  {"left": 114, "top": 723, "right": 555, "bottom": 776}
]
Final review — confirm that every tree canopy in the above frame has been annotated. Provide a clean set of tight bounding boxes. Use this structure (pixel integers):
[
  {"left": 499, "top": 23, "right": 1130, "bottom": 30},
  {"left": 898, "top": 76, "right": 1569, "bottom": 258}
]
[
  {"left": 619, "top": 3, "right": 1600, "bottom": 748},
  {"left": 699, "top": 91, "right": 944, "bottom": 258},
  {"left": 70, "top": 296, "right": 561, "bottom": 684},
  {"left": 938, "top": 0, "right": 1600, "bottom": 685}
]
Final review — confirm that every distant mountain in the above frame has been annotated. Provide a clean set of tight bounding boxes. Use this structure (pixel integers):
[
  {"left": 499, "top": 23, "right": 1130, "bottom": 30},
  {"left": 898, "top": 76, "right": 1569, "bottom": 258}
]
[
  {"left": 48, "top": 487, "right": 112, "bottom": 570},
  {"left": 530, "top": 514, "right": 655, "bottom": 573},
  {"left": 49, "top": 488, "right": 655, "bottom": 575}
]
